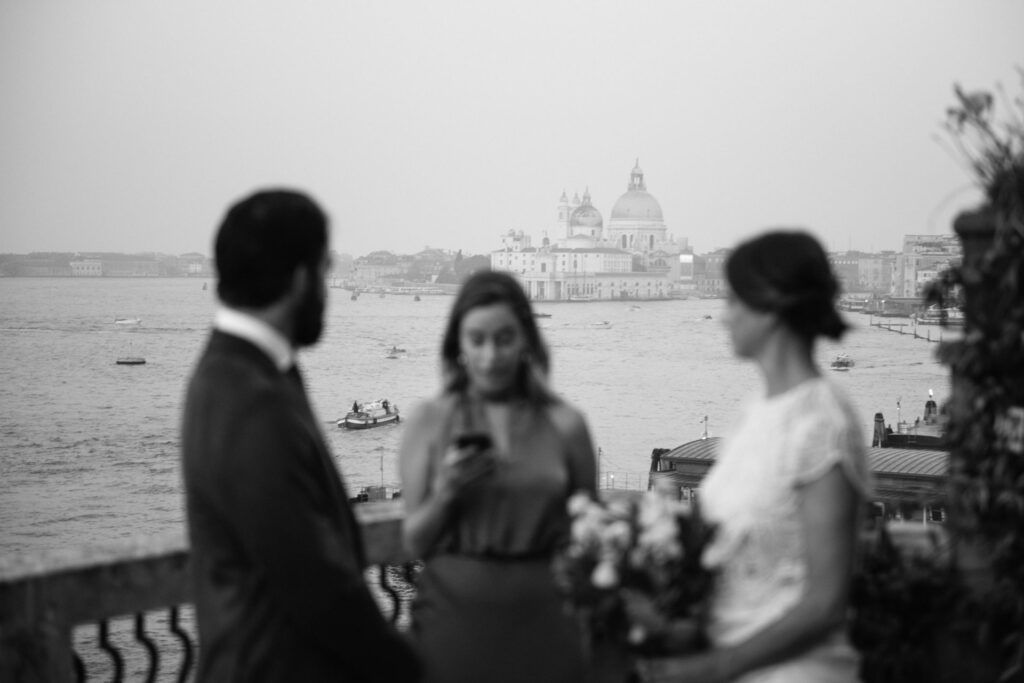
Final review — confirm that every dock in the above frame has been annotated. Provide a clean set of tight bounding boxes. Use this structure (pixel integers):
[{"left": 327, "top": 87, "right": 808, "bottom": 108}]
[{"left": 868, "top": 317, "right": 951, "bottom": 343}]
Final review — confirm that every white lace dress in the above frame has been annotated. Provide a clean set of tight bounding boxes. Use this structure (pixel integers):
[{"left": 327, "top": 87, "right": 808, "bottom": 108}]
[{"left": 700, "top": 378, "right": 871, "bottom": 683}]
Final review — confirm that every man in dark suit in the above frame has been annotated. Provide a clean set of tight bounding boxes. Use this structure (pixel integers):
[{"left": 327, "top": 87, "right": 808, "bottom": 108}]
[{"left": 181, "top": 189, "right": 420, "bottom": 682}]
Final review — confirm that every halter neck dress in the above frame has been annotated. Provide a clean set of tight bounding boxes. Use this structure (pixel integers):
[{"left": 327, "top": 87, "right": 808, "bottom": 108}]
[{"left": 410, "top": 395, "right": 586, "bottom": 683}]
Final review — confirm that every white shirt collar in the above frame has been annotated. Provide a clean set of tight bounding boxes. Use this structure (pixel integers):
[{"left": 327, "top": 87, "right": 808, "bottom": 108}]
[{"left": 214, "top": 306, "right": 296, "bottom": 372}]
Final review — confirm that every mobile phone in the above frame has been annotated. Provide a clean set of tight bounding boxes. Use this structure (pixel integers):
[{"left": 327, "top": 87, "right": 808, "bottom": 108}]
[{"left": 454, "top": 432, "right": 493, "bottom": 450}]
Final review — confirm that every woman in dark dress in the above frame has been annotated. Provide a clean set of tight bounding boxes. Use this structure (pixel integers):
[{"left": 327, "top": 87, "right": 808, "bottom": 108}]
[{"left": 399, "top": 271, "right": 598, "bottom": 683}]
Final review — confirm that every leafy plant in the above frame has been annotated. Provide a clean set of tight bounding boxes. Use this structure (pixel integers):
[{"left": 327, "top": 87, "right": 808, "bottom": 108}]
[{"left": 922, "top": 67, "right": 1024, "bottom": 682}]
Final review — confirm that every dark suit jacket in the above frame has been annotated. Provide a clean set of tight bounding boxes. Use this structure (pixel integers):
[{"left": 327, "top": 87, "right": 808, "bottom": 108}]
[{"left": 182, "top": 330, "right": 419, "bottom": 682}]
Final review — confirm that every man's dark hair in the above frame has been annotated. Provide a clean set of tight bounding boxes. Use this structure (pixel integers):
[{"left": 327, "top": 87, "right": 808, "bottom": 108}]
[{"left": 215, "top": 189, "right": 328, "bottom": 308}]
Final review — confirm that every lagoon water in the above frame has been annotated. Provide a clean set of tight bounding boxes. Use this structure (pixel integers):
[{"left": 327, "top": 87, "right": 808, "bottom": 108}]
[{"left": 0, "top": 277, "right": 954, "bottom": 561}]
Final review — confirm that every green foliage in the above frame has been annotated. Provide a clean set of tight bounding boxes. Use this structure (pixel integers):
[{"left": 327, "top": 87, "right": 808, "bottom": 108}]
[
  {"left": 850, "top": 526, "right": 963, "bottom": 682},
  {"left": 921, "top": 68, "right": 1024, "bottom": 682}
]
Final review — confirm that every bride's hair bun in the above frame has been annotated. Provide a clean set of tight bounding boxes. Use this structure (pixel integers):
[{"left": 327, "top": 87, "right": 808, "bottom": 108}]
[{"left": 725, "top": 230, "right": 849, "bottom": 342}]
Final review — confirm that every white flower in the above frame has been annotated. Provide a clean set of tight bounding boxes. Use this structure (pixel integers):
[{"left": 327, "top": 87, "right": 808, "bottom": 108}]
[
  {"left": 628, "top": 623, "right": 647, "bottom": 645},
  {"left": 638, "top": 517, "right": 681, "bottom": 553},
  {"left": 600, "top": 519, "right": 633, "bottom": 552},
  {"left": 568, "top": 491, "right": 594, "bottom": 517},
  {"left": 591, "top": 559, "right": 619, "bottom": 588}
]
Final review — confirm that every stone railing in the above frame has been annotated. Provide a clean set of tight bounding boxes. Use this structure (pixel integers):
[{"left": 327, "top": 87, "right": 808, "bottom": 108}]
[
  {"left": 1, "top": 497, "right": 945, "bottom": 682},
  {"left": 0, "top": 501, "right": 409, "bottom": 683}
]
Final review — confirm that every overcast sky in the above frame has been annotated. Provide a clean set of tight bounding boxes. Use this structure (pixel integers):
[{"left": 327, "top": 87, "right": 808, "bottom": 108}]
[{"left": 1, "top": 1, "right": 1021, "bottom": 258}]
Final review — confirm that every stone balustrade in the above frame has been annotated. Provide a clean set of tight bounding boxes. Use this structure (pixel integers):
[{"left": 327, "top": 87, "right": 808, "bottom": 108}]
[
  {"left": 1, "top": 497, "right": 945, "bottom": 682},
  {"left": 0, "top": 501, "right": 408, "bottom": 682}
]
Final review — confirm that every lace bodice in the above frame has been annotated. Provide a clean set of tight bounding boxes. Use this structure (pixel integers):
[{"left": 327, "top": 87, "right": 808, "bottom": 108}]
[{"left": 700, "top": 378, "right": 871, "bottom": 648}]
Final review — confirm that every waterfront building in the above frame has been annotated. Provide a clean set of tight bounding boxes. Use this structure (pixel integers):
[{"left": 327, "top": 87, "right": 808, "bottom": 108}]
[
  {"left": 894, "top": 234, "right": 961, "bottom": 298},
  {"left": 492, "top": 161, "right": 689, "bottom": 301},
  {"left": 351, "top": 250, "right": 405, "bottom": 284},
  {"left": 856, "top": 252, "right": 896, "bottom": 295},
  {"left": 69, "top": 259, "right": 104, "bottom": 277},
  {"left": 693, "top": 249, "right": 730, "bottom": 297}
]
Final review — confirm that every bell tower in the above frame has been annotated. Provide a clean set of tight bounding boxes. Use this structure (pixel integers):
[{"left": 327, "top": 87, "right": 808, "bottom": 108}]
[{"left": 628, "top": 158, "right": 646, "bottom": 192}]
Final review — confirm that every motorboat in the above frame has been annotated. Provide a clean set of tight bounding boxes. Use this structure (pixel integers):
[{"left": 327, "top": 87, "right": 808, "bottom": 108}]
[
  {"left": 830, "top": 354, "right": 854, "bottom": 371},
  {"left": 914, "top": 305, "right": 964, "bottom": 326},
  {"left": 116, "top": 340, "right": 145, "bottom": 365},
  {"left": 350, "top": 485, "right": 402, "bottom": 503},
  {"left": 339, "top": 400, "right": 400, "bottom": 430},
  {"left": 114, "top": 317, "right": 141, "bottom": 326}
]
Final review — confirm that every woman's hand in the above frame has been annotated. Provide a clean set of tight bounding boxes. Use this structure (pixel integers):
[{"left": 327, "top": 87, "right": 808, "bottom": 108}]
[
  {"left": 622, "top": 590, "right": 703, "bottom": 653},
  {"left": 432, "top": 438, "right": 496, "bottom": 501},
  {"left": 622, "top": 589, "right": 668, "bottom": 639}
]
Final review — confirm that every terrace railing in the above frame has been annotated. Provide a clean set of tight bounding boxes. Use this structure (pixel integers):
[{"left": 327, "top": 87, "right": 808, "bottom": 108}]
[
  {"left": 1, "top": 496, "right": 944, "bottom": 682},
  {"left": 0, "top": 501, "right": 409, "bottom": 683}
]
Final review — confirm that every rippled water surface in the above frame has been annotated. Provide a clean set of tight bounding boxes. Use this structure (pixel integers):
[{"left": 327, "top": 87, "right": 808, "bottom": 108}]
[{"left": 0, "top": 277, "right": 954, "bottom": 559}]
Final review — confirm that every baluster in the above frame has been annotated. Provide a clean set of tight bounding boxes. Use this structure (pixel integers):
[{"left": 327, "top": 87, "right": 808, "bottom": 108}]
[
  {"left": 169, "top": 606, "right": 194, "bottom": 683},
  {"left": 401, "top": 561, "right": 422, "bottom": 626},
  {"left": 73, "top": 652, "right": 85, "bottom": 682},
  {"left": 98, "top": 619, "right": 124, "bottom": 682},
  {"left": 377, "top": 563, "right": 402, "bottom": 625},
  {"left": 134, "top": 613, "right": 159, "bottom": 683}
]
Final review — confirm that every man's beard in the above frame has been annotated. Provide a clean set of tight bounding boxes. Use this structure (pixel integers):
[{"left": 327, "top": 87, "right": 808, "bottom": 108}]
[{"left": 293, "top": 279, "right": 325, "bottom": 347}]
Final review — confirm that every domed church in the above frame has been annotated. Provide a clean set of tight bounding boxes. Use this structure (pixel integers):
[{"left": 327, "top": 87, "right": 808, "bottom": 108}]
[
  {"left": 493, "top": 161, "right": 689, "bottom": 301},
  {"left": 606, "top": 160, "right": 668, "bottom": 252},
  {"left": 555, "top": 160, "right": 673, "bottom": 254}
]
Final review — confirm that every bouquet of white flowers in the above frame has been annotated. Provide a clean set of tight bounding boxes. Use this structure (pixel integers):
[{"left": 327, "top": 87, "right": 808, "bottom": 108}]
[{"left": 553, "top": 489, "right": 715, "bottom": 658}]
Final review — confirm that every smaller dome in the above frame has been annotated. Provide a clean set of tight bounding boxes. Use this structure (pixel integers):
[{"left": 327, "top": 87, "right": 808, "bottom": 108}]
[{"left": 570, "top": 204, "right": 603, "bottom": 229}]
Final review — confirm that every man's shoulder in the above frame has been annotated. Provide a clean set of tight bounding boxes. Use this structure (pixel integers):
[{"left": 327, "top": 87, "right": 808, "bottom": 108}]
[{"left": 187, "top": 336, "right": 281, "bottom": 408}]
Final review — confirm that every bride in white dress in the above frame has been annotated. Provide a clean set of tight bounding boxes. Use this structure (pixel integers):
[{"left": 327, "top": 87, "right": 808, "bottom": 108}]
[{"left": 638, "top": 230, "right": 871, "bottom": 683}]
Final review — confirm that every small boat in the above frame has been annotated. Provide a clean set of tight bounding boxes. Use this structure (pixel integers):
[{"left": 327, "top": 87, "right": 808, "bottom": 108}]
[
  {"left": 914, "top": 305, "right": 964, "bottom": 326},
  {"left": 830, "top": 354, "right": 854, "bottom": 371},
  {"left": 339, "top": 399, "right": 400, "bottom": 430},
  {"left": 114, "top": 317, "right": 141, "bottom": 326},
  {"left": 533, "top": 312, "right": 552, "bottom": 319},
  {"left": 589, "top": 321, "right": 613, "bottom": 329},
  {"left": 414, "top": 295, "right": 421, "bottom": 302},
  {"left": 116, "top": 341, "right": 146, "bottom": 365},
  {"left": 350, "top": 485, "right": 402, "bottom": 503}
]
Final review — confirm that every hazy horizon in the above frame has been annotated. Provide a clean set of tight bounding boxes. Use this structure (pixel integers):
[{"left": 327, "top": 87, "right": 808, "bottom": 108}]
[{"left": 2, "top": 1, "right": 1021, "bottom": 257}]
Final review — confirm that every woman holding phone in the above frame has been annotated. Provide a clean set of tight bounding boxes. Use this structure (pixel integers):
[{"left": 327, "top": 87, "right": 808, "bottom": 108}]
[{"left": 399, "top": 270, "right": 598, "bottom": 683}]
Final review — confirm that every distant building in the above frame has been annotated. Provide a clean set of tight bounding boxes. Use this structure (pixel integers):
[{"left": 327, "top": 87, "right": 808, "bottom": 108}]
[
  {"left": 352, "top": 251, "right": 404, "bottom": 283},
  {"left": 895, "top": 235, "right": 961, "bottom": 297},
  {"left": 857, "top": 252, "right": 896, "bottom": 295},
  {"left": 492, "top": 161, "right": 689, "bottom": 301},
  {"left": 694, "top": 249, "right": 730, "bottom": 297},
  {"left": 70, "top": 259, "right": 103, "bottom": 277}
]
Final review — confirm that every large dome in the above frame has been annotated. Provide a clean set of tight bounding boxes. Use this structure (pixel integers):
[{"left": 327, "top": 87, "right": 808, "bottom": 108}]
[{"left": 610, "top": 191, "right": 663, "bottom": 222}]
